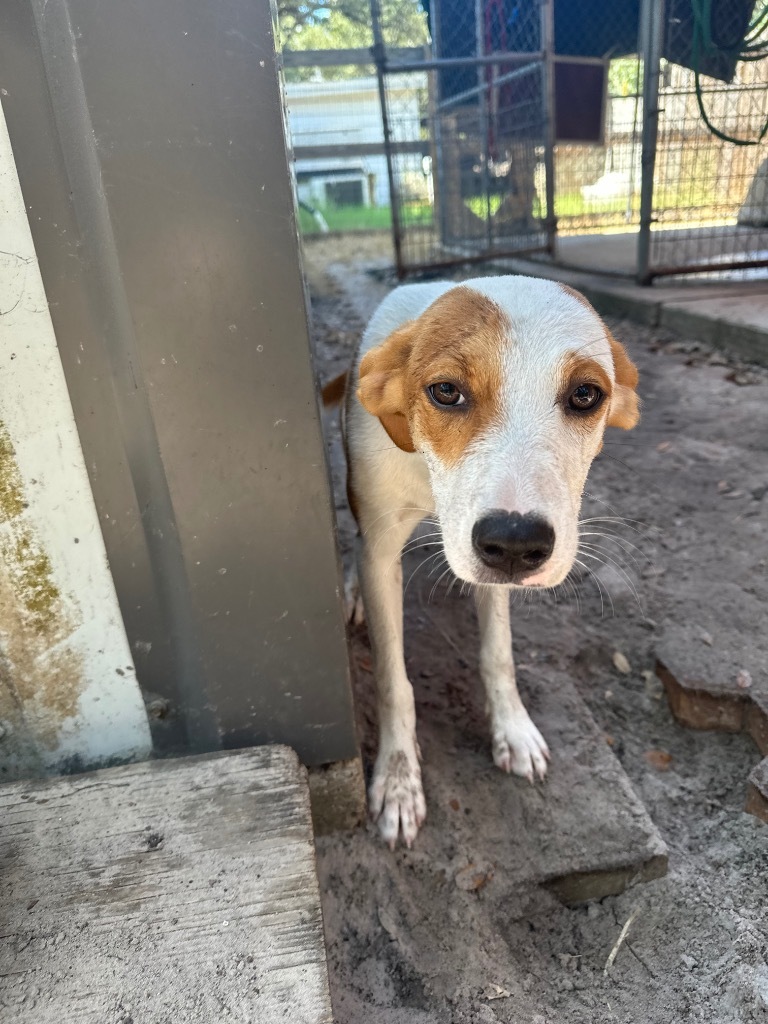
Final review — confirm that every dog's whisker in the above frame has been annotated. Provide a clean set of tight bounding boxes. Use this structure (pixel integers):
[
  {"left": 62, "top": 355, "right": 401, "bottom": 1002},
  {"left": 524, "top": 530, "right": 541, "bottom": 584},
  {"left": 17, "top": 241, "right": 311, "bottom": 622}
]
[
  {"left": 579, "top": 535, "right": 645, "bottom": 571},
  {"left": 403, "top": 550, "right": 446, "bottom": 599},
  {"left": 428, "top": 564, "right": 454, "bottom": 604},
  {"left": 577, "top": 547, "right": 645, "bottom": 616},
  {"left": 572, "top": 556, "right": 615, "bottom": 618}
]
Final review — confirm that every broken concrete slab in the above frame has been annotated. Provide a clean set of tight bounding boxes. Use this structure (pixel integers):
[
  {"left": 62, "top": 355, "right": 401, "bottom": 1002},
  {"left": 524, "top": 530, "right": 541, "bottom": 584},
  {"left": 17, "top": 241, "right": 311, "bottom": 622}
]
[
  {"left": 656, "top": 625, "right": 768, "bottom": 824},
  {"left": 0, "top": 747, "right": 332, "bottom": 1024},
  {"left": 347, "top": 600, "right": 668, "bottom": 907}
]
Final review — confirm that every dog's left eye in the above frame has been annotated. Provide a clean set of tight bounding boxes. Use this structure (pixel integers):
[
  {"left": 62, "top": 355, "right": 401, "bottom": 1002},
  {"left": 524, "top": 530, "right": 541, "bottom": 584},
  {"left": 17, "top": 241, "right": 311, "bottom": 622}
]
[
  {"left": 428, "top": 382, "right": 466, "bottom": 408},
  {"left": 568, "top": 383, "right": 603, "bottom": 412}
]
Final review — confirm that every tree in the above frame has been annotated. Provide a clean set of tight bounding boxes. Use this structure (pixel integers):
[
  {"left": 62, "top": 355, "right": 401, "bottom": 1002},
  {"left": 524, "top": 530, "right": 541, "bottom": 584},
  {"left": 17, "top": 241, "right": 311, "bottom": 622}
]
[{"left": 278, "top": 0, "right": 429, "bottom": 80}]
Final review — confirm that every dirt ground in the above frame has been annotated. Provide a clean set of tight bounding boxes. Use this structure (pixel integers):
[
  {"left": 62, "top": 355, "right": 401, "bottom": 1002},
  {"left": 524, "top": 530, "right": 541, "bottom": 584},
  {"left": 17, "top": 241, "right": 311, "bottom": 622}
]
[{"left": 305, "top": 235, "right": 768, "bottom": 1024}]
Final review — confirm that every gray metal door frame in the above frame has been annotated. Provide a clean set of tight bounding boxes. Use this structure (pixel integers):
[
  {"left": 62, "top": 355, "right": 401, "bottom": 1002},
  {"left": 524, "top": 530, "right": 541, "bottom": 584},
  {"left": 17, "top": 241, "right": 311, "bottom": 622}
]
[{"left": 0, "top": 0, "right": 358, "bottom": 767}]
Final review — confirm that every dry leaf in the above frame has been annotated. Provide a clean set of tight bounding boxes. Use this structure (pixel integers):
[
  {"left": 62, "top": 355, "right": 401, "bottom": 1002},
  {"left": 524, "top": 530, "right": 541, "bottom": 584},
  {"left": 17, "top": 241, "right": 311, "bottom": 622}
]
[
  {"left": 455, "top": 861, "right": 494, "bottom": 892},
  {"left": 656, "top": 441, "right": 672, "bottom": 452},
  {"left": 377, "top": 906, "right": 399, "bottom": 940},
  {"left": 644, "top": 749, "right": 673, "bottom": 771},
  {"left": 612, "top": 651, "right": 631, "bottom": 675},
  {"left": 449, "top": 798, "right": 460, "bottom": 812}
]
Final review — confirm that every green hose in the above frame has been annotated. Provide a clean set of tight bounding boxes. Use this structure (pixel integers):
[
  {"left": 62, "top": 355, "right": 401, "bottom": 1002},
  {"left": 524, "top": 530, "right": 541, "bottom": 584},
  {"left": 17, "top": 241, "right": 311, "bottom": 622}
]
[{"left": 689, "top": 0, "right": 768, "bottom": 145}]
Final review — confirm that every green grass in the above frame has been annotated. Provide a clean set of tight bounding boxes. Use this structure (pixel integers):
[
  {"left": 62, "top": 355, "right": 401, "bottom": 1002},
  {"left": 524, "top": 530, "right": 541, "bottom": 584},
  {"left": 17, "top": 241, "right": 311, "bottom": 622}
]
[
  {"left": 298, "top": 203, "right": 394, "bottom": 234},
  {"left": 299, "top": 186, "right": 723, "bottom": 237},
  {"left": 298, "top": 201, "right": 436, "bottom": 234}
]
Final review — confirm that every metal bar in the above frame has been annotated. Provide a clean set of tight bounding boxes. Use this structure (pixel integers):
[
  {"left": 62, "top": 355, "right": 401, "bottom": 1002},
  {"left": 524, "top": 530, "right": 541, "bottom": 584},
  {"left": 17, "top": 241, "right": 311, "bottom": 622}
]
[
  {"left": 541, "top": 0, "right": 557, "bottom": 257},
  {"left": 645, "top": 256, "right": 768, "bottom": 280},
  {"left": 435, "top": 60, "right": 541, "bottom": 113},
  {"left": 281, "top": 46, "right": 422, "bottom": 68},
  {"left": 293, "top": 141, "right": 429, "bottom": 160},
  {"left": 388, "top": 51, "right": 544, "bottom": 73},
  {"left": 430, "top": 0, "right": 449, "bottom": 251},
  {"left": 370, "top": 0, "right": 405, "bottom": 277},
  {"left": 400, "top": 242, "right": 549, "bottom": 276},
  {"left": 475, "top": 0, "right": 492, "bottom": 249},
  {"left": 637, "top": 0, "right": 665, "bottom": 285}
]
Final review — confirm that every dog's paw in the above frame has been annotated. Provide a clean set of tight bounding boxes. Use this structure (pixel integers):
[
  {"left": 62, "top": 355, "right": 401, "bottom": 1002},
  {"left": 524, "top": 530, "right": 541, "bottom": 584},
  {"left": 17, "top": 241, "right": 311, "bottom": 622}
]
[
  {"left": 491, "top": 711, "right": 549, "bottom": 782},
  {"left": 344, "top": 572, "right": 365, "bottom": 626},
  {"left": 369, "top": 748, "right": 426, "bottom": 849}
]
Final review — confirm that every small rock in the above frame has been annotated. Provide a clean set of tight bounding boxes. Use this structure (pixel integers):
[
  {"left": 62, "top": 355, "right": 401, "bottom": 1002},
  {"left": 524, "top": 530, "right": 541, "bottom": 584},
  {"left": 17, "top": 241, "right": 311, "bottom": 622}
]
[
  {"left": 681, "top": 954, "right": 698, "bottom": 970},
  {"left": 697, "top": 628, "right": 714, "bottom": 646},
  {"left": 736, "top": 669, "right": 752, "bottom": 690},
  {"left": 612, "top": 651, "right": 631, "bottom": 675},
  {"left": 484, "top": 983, "right": 511, "bottom": 1001},
  {"left": 656, "top": 441, "right": 672, "bottom": 452}
]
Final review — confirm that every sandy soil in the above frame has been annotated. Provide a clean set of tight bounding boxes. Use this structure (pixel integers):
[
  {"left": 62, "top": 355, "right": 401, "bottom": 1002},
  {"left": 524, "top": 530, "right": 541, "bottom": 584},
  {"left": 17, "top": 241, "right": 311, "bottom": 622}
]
[{"left": 305, "top": 235, "right": 768, "bottom": 1024}]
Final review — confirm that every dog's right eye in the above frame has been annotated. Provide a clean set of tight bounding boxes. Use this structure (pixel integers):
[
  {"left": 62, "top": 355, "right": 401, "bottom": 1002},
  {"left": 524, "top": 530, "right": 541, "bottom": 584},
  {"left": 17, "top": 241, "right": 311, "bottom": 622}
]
[{"left": 428, "top": 382, "right": 466, "bottom": 408}]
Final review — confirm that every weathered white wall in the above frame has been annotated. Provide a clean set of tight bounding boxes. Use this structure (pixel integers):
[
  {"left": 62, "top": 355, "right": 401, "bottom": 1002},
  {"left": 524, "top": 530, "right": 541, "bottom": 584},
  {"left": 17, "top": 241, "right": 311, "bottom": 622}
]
[{"left": 0, "top": 101, "right": 151, "bottom": 778}]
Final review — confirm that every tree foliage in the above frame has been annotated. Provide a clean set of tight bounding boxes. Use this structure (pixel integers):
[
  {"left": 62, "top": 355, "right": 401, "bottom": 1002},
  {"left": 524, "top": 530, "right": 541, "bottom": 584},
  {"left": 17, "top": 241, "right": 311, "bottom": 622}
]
[{"left": 278, "top": 0, "right": 429, "bottom": 79}]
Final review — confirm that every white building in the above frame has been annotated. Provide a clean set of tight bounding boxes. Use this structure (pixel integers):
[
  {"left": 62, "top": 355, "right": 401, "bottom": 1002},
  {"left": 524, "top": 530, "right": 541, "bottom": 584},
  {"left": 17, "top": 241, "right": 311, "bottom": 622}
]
[{"left": 284, "top": 73, "right": 427, "bottom": 209}]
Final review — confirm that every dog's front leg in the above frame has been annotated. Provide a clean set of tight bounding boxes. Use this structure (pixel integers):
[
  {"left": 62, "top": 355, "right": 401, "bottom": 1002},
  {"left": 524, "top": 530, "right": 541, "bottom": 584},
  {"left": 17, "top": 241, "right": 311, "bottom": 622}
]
[
  {"left": 357, "top": 519, "right": 426, "bottom": 849},
  {"left": 474, "top": 586, "right": 549, "bottom": 781}
]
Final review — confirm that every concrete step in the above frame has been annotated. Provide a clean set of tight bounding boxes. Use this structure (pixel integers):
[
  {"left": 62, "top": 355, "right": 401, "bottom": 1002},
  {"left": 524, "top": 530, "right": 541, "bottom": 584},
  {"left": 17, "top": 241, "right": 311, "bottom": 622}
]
[{"left": 0, "top": 747, "right": 332, "bottom": 1024}]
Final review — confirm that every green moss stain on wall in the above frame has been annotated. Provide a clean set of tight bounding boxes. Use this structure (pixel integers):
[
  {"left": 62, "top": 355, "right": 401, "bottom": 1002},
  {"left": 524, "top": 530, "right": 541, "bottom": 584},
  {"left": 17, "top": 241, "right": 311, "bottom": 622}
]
[
  {"left": 0, "top": 422, "right": 84, "bottom": 756},
  {"left": 0, "top": 424, "right": 26, "bottom": 523}
]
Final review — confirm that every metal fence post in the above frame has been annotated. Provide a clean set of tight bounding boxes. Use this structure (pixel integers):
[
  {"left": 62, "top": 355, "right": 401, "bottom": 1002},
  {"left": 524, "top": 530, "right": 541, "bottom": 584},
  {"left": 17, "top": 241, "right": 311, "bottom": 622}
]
[
  {"left": 637, "top": 0, "right": 665, "bottom": 285},
  {"left": 540, "top": 0, "right": 557, "bottom": 258},
  {"left": 370, "top": 0, "right": 406, "bottom": 277},
  {"left": 474, "top": 0, "right": 493, "bottom": 248}
]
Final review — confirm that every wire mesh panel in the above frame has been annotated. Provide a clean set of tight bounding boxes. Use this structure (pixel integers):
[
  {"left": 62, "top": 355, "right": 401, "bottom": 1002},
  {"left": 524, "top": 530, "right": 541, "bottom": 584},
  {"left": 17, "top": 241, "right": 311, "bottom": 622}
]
[
  {"left": 381, "top": 0, "right": 552, "bottom": 273},
  {"left": 646, "top": 0, "right": 768, "bottom": 280},
  {"left": 552, "top": 3, "right": 645, "bottom": 239}
]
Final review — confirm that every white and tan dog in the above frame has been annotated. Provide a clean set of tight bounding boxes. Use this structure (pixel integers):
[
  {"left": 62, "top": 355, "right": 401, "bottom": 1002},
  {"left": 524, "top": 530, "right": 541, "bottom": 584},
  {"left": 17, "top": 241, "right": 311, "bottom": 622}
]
[{"left": 326, "top": 276, "right": 639, "bottom": 849}]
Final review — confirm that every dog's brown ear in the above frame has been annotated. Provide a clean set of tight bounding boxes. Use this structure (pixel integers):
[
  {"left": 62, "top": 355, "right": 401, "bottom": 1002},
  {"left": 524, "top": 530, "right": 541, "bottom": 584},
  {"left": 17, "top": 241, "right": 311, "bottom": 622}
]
[
  {"left": 606, "top": 330, "right": 640, "bottom": 430},
  {"left": 357, "top": 323, "right": 415, "bottom": 452}
]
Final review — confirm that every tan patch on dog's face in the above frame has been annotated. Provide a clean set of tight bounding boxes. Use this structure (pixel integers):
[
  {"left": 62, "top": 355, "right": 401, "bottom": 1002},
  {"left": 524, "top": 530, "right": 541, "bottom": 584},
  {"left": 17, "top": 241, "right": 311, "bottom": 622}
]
[
  {"left": 558, "top": 284, "right": 640, "bottom": 430},
  {"left": 358, "top": 287, "right": 510, "bottom": 464}
]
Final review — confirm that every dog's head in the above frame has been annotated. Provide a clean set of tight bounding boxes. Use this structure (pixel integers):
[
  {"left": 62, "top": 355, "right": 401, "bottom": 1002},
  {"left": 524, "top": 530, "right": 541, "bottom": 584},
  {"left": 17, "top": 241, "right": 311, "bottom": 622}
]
[{"left": 357, "top": 278, "right": 639, "bottom": 588}]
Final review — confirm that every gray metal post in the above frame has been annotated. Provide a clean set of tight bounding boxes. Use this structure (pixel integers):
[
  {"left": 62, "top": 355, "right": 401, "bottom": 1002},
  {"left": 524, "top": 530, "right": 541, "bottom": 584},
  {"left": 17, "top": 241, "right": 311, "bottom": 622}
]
[
  {"left": 0, "top": 0, "right": 359, "bottom": 769},
  {"left": 637, "top": 0, "right": 665, "bottom": 285},
  {"left": 371, "top": 0, "right": 406, "bottom": 276},
  {"left": 474, "top": 0, "right": 493, "bottom": 248},
  {"left": 431, "top": 0, "right": 449, "bottom": 249},
  {"left": 540, "top": 0, "right": 558, "bottom": 257}
]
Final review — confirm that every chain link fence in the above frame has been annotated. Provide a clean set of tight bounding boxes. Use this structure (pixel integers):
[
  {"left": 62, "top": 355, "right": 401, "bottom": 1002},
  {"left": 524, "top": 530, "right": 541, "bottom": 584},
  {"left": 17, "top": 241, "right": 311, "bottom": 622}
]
[
  {"left": 278, "top": 0, "right": 768, "bottom": 282},
  {"left": 646, "top": 2, "right": 768, "bottom": 280}
]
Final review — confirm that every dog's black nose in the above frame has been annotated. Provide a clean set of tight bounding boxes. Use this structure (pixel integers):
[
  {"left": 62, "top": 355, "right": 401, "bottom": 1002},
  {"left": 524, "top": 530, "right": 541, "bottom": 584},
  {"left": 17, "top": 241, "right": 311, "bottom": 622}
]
[{"left": 472, "top": 511, "right": 555, "bottom": 579}]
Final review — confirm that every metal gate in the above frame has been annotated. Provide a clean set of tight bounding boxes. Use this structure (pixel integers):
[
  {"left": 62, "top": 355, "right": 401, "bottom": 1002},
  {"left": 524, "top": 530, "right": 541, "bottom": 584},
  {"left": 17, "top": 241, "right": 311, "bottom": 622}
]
[
  {"left": 281, "top": 0, "right": 767, "bottom": 285},
  {"left": 372, "top": 0, "right": 555, "bottom": 275},
  {"left": 640, "top": 0, "right": 768, "bottom": 282}
]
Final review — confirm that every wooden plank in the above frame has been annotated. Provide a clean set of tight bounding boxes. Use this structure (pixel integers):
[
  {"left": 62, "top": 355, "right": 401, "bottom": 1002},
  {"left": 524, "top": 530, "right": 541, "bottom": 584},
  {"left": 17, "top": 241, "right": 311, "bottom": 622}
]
[
  {"left": 281, "top": 46, "right": 423, "bottom": 69},
  {"left": 0, "top": 748, "right": 332, "bottom": 1024},
  {"left": 292, "top": 140, "right": 429, "bottom": 161}
]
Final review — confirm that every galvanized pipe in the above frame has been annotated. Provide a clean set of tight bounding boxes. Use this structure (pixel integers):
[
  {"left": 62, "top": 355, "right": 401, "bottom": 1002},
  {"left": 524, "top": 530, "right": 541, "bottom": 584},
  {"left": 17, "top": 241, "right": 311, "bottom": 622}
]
[
  {"left": 541, "top": 0, "right": 557, "bottom": 256},
  {"left": 370, "top": 0, "right": 405, "bottom": 276},
  {"left": 637, "top": 0, "right": 665, "bottom": 285}
]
